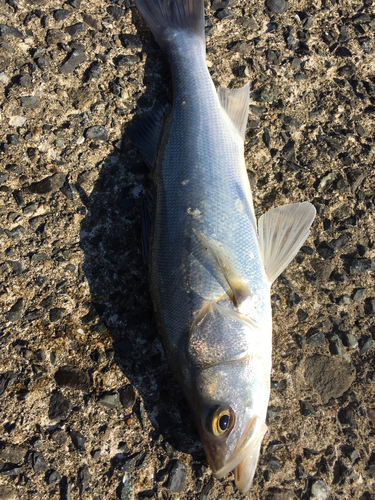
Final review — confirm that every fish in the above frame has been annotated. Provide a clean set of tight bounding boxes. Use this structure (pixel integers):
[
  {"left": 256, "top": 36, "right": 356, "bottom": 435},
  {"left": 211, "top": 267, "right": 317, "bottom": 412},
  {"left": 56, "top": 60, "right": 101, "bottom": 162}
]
[{"left": 129, "top": 0, "right": 316, "bottom": 492}]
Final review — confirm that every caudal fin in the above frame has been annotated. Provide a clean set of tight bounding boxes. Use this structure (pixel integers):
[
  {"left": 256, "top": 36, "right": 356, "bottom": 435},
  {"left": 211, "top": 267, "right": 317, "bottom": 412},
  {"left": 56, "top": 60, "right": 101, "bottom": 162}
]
[{"left": 135, "top": 0, "right": 205, "bottom": 55}]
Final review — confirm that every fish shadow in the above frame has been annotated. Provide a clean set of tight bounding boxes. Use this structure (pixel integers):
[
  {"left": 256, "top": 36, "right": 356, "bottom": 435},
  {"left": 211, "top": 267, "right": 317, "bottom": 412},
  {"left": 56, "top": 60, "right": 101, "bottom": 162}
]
[{"left": 78, "top": 15, "right": 204, "bottom": 463}]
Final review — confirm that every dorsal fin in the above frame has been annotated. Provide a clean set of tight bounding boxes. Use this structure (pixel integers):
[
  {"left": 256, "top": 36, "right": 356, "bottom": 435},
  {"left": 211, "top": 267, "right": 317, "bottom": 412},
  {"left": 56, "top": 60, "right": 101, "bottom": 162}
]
[
  {"left": 127, "top": 102, "right": 171, "bottom": 167},
  {"left": 218, "top": 83, "right": 249, "bottom": 140}
]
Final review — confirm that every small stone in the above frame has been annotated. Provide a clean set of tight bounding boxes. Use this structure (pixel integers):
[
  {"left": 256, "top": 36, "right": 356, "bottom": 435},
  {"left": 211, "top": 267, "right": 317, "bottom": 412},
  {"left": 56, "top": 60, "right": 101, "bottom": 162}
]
[
  {"left": 266, "top": 0, "right": 287, "bottom": 13},
  {"left": 120, "top": 385, "right": 136, "bottom": 409},
  {"left": 364, "top": 298, "right": 375, "bottom": 315},
  {"left": 9, "top": 116, "right": 27, "bottom": 127},
  {"left": 115, "top": 54, "right": 140, "bottom": 67},
  {"left": 266, "top": 440, "right": 284, "bottom": 454},
  {"left": 49, "top": 308, "right": 66, "bottom": 322},
  {"left": 54, "top": 9, "right": 69, "bottom": 22},
  {"left": 359, "top": 337, "right": 374, "bottom": 355},
  {"left": 70, "top": 430, "right": 86, "bottom": 451},
  {"left": 310, "top": 479, "right": 329, "bottom": 500},
  {"left": 267, "top": 456, "right": 282, "bottom": 472},
  {"left": 266, "top": 49, "right": 282, "bottom": 65},
  {"left": 0, "top": 72, "right": 9, "bottom": 84},
  {"left": 299, "top": 400, "right": 316, "bottom": 417},
  {"left": 341, "top": 333, "right": 358, "bottom": 349},
  {"left": 316, "top": 241, "right": 335, "bottom": 259},
  {"left": 97, "top": 392, "right": 120, "bottom": 409},
  {"left": 0, "top": 24, "right": 23, "bottom": 39},
  {"left": 0, "top": 172, "right": 9, "bottom": 184},
  {"left": 7, "top": 134, "right": 19, "bottom": 145},
  {"left": 46, "top": 29, "right": 66, "bottom": 45},
  {"left": 19, "top": 96, "right": 40, "bottom": 108},
  {"left": 85, "top": 125, "right": 108, "bottom": 141},
  {"left": 46, "top": 469, "right": 61, "bottom": 485},
  {"left": 48, "top": 392, "right": 71, "bottom": 421},
  {"left": 50, "top": 429, "right": 67, "bottom": 446},
  {"left": 32, "top": 452, "right": 47, "bottom": 473},
  {"left": 65, "top": 22, "right": 86, "bottom": 38},
  {"left": 0, "top": 371, "right": 17, "bottom": 398},
  {"left": 77, "top": 464, "right": 91, "bottom": 493},
  {"left": 59, "top": 476, "right": 71, "bottom": 500},
  {"left": 304, "top": 354, "right": 356, "bottom": 404},
  {"left": 120, "top": 34, "right": 142, "bottom": 49},
  {"left": 349, "top": 258, "right": 373, "bottom": 274},
  {"left": 107, "top": 5, "right": 124, "bottom": 20},
  {"left": 6, "top": 298, "right": 23, "bottom": 322},
  {"left": 28, "top": 173, "right": 66, "bottom": 195},
  {"left": 329, "top": 336, "right": 342, "bottom": 355},
  {"left": 86, "top": 61, "right": 102, "bottom": 80},
  {"left": 54, "top": 366, "right": 90, "bottom": 391},
  {"left": 166, "top": 460, "right": 187, "bottom": 493},
  {"left": 59, "top": 50, "right": 87, "bottom": 74},
  {"left": 216, "top": 8, "right": 236, "bottom": 20},
  {"left": 82, "top": 13, "right": 99, "bottom": 30},
  {"left": 259, "top": 83, "right": 279, "bottom": 102}
]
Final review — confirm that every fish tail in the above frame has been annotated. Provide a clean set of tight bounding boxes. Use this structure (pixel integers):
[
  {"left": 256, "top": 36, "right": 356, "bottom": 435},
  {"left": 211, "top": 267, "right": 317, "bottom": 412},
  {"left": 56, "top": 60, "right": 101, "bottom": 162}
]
[{"left": 135, "top": 0, "right": 205, "bottom": 56}]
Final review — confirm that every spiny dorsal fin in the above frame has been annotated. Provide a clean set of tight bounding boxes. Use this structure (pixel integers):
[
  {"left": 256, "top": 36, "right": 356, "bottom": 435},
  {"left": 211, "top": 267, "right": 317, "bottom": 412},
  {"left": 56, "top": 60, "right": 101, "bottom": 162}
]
[
  {"left": 258, "top": 202, "right": 316, "bottom": 284},
  {"left": 218, "top": 83, "right": 249, "bottom": 140},
  {"left": 127, "top": 102, "right": 171, "bottom": 167}
]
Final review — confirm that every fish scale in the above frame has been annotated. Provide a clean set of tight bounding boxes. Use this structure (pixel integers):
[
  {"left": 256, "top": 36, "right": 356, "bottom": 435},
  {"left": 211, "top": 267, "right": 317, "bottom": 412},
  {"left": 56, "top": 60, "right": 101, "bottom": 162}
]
[{"left": 130, "top": 0, "right": 316, "bottom": 492}]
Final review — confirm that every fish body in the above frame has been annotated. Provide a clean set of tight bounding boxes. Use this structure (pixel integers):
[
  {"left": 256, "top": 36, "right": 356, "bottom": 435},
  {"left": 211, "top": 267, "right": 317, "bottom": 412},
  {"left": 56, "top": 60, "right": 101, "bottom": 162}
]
[{"left": 131, "top": 0, "right": 316, "bottom": 491}]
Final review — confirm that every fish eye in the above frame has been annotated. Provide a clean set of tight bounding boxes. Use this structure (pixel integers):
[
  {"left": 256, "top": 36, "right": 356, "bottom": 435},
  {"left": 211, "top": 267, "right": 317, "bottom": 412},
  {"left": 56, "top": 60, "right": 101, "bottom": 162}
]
[{"left": 208, "top": 405, "right": 234, "bottom": 437}]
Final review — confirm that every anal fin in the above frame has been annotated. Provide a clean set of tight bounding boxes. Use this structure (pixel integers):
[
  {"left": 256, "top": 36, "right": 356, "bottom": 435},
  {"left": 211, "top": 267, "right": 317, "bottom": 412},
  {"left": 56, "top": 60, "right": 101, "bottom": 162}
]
[
  {"left": 127, "top": 102, "right": 171, "bottom": 167},
  {"left": 258, "top": 201, "right": 316, "bottom": 284},
  {"left": 218, "top": 83, "right": 249, "bottom": 140}
]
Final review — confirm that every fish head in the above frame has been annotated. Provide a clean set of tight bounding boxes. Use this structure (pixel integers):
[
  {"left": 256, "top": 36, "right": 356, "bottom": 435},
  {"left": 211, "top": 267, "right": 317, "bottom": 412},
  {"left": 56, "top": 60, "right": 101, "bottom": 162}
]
[{"left": 191, "top": 355, "right": 270, "bottom": 492}]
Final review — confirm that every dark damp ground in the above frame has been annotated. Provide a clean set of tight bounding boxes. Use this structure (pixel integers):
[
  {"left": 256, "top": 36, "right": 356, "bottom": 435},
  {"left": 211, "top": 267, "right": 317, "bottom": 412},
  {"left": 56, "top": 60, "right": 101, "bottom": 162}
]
[{"left": 0, "top": 0, "right": 374, "bottom": 499}]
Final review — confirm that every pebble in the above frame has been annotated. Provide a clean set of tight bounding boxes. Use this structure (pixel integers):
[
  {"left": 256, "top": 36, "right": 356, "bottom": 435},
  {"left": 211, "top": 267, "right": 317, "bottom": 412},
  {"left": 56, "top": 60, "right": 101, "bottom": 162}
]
[
  {"left": 19, "top": 96, "right": 40, "bottom": 108},
  {"left": 85, "top": 125, "right": 108, "bottom": 142},
  {"left": 120, "top": 385, "right": 136, "bottom": 409},
  {"left": 299, "top": 400, "right": 316, "bottom": 417},
  {"left": 54, "top": 366, "right": 90, "bottom": 391},
  {"left": 310, "top": 479, "right": 330, "bottom": 500},
  {"left": 48, "top": 392, "right": 71, "bottom": 421},
  {"left": 166, "top": 460, "right": 187, "bottom": 493},
  {"left": 28, "top": 173, "right": 66, "bottom": 195},
  {"left": 259, "top": 83, "right": 279, "bottom": 102},
  {"left": 50, "top": 429, "right": 67, "bottom": 446},
  {"left": 316, "top": 241, "right": 335, "bottom": 259},
  {"left": 65, "top": 22, "right": 86, "bottom": 38},
  {"left": 70, "top": 430, "right": 86, "bottom": 451},
  {"left": 97, "top": 392, "right": 120, "bottom": 409},
  {"left": 107, "top": 6, "right": 124, "bottom": 20},
  {"left": 266, "top": 0, "right": 288, "bottom": 14},
  {"left": 45, "top": 469, "right": 61, "bottom": 485},
  {"left": 359, "top": 337, "right": 374, "bottom": 355},
  {"left": 77, "top": 464, "right": 91, "bottom": 493},
  {"left": 329, "top": 335, "right": 342, "bottom": 355},
  {"left": 116, "top": 54, "right": 141, "bottom": 67},
  {"left": 49, "top": 308, "right": 66, "bottom": 322},
  {"left": 86, "top": 61, "right": 102, "bottom": 80},
  {"left": 54, "top": 9, "right": 69, "bottom": 22},
  {"left": 216, "top": 8, "right": 236, "bottom": 20},
  {"left": 0, "top": 24, "right": 23, "bottom": 39},
  {"left": 0, "top": 72, "right": 9, "bottom": 84},
  {"left": 32, "top": 452, "right": 47, "bottom": 473},
  {"left": 304, "top": 354, "right": 355, "bottom": 404},
  {"left": 267, "top": 456, "right": 282, "bottom": 472},
  {"left": 6, "top": 298, "right": 23, "bottom": 322},
  {"left": 59, "top": 49, "right": 87, "bottom": 74}
]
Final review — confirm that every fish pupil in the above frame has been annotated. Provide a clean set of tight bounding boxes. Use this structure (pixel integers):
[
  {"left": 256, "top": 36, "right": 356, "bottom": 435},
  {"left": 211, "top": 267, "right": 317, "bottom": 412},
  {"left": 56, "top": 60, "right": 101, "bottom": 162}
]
[{"left": 219, "top": 414, "right": 229, "bottom": 431}]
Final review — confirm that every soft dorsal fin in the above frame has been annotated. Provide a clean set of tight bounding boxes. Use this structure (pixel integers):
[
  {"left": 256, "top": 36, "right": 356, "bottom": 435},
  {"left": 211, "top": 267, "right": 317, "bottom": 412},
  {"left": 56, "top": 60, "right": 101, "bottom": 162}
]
[
  {"left": 258, "top": 202, "right": 316, "bottom": 284},
  {"left": 218, "top": 83, "right": 249, "bottom": 140},
  {"left": 127, "top": 102, "right": 171, "bottom": 167}
]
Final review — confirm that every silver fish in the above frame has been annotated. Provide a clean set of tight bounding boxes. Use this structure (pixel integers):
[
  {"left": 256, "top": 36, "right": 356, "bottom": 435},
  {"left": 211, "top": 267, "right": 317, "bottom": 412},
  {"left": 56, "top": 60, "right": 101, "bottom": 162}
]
[{"left": 130, "top": 0, "right": 316, "bottom": 492}]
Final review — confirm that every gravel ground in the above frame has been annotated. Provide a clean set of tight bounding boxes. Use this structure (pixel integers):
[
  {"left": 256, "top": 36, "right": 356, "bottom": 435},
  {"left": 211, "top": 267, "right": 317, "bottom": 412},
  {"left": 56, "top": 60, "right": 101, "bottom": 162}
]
[{"left": 0, "top": 0, "right": 374, "bottom": 499}]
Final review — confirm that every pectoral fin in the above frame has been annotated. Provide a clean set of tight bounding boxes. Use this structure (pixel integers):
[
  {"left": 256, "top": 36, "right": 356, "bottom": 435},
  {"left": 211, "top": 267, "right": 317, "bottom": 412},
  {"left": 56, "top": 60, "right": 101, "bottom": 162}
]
[
  {"left": 258, "top": 202, "right": 316, "bottom": 284},
  {"left": 218, "top": 83, "right": 249, "bottom": 140},
  {"left": 193, "top": 229, "right": 251, "bottom": 306}
]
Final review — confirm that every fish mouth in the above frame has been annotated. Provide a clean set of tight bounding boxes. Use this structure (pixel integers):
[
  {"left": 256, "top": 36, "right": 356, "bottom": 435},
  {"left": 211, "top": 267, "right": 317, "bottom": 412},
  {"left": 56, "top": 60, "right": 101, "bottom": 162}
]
[{"left": 212, "top": 414, "right": 268, "bottom": 492}]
